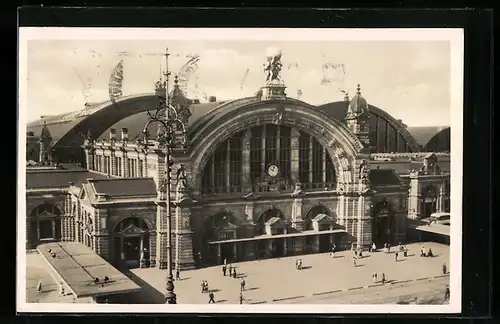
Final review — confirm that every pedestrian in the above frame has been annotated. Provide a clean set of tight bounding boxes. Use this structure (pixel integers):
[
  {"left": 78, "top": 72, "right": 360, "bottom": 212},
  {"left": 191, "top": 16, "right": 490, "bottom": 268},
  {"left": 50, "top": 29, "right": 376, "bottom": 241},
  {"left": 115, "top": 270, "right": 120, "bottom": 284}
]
[
  {"left": 372, "top": 272, "right": 377, "bottom": 283},
  {"left": 228, "top": 264, "right": 232, "bottom": 275},
  {"left": 428, "top": 248, "right": 434, "bottom": 257},
  {"left": 372, "top": 242, "right": 377, "bottom": 252},
  {"left": 241, "top": 278, "right": 246, "bottom": 291},
  {"left": 421, "top": 247, "right": 426, "bottom": 257},
  {"left": 444, "top": 285, "right": 450, "bottom": 300},
  {"left": 239, "top": 292, "right": 244, "bottom": 304},
  {"left": 359, "top": 249, "right": 363, "bottom": 258},
  {"left": 224, "top": 258, "right": 227, "bottom": 266},
  {"left": 368, "top": 243, "right": 372, "bottom": 253},
  {"left": 36, "top": 280, "right": 42, "bottom": 294},
  {"left": 295, "top": 258, "right": 299, "bottom": 269},
  {"left": 387, "top": 243, "right": 391, "bottom": 253},
  {"left": 298, "top": 259, "right": 303, "bottom": 270},
  {"left": 353, "top": 257, "right": 357, "bottom": 267},
  {"left": 200, "top": 280, "right": 205, "bottom": 293},
  {"left": 354, "top": 250, "right": 358, "bottom": 258},
  {"left": 222, "top": 264, "right": 227, "bottom": 276},
  {"left": 395, "top": 251, "right": 399, "bottom": 262},
  {"left": 232, "top": 268, "right": 237, "bottom": 278},
  {"left": 381, "top": 273, "right": 386, "bottom": 284},
  {"left": 59, "top": 282, "right": 65, "bottom": 296},
  {"left": 208, "top": 291, "right": 215, "bottom": 304},
  {"left": 403, "top": 246, "right": 408, "bottom": 257},
  {"left": 384, "top": 243, "right": 388, "bottom": 253},
  {"left": 176, "top": 269, "right": 180, "bottom": 281},
  {"left": 442, "top": 263, "right": 447, "bottom": 274},
  {"left": 332, "top": 244, "right": 336, "bottom": 257}
]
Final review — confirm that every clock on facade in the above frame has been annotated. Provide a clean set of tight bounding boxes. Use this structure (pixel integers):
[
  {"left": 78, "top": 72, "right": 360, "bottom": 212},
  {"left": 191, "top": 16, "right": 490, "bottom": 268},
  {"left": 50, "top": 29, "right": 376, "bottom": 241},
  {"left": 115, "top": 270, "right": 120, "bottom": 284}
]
[{"left": 267, "top": 164, "right": 279, "bottom": 177}]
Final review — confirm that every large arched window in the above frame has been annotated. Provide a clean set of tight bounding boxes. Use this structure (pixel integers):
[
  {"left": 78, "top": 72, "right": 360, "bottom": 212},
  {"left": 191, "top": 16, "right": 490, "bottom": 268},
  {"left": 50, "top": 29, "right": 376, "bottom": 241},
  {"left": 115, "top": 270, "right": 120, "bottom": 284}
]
[
  {"left": 201, "top": 125, "right": 336, "bottom": 194},
  {"left": 29, "top": 204, "right": 62, "bottom": 244}
]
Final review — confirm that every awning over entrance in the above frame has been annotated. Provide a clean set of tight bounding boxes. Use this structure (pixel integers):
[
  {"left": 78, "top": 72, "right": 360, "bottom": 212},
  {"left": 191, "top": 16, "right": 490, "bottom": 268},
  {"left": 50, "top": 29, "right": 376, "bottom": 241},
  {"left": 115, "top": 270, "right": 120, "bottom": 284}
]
[
  {"left": 409, "top": 223, "right": 450, "bottom": 236},
  {"left": 208, "top": 229, "right": 346, "bottom": 245},
  {"left": 37, "top": 242, "right": 141, "bottom": 298}
]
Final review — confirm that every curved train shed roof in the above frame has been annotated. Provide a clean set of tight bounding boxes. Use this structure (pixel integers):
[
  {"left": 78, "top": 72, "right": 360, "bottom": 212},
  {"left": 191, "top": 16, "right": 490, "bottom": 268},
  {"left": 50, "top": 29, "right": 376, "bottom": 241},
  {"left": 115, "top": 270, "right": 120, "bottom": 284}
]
[{"left": 27, "top": 93, "right": 449, "bottom": 154}]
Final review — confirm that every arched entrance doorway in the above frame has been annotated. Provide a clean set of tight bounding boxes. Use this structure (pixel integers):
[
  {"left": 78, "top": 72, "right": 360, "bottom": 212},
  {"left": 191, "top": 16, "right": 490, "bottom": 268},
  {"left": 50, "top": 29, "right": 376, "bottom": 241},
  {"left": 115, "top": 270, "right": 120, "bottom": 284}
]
[
  {"left": 204, "top": 212, "right": 239, "bottom": 265},
  {"left": 421, "top": 185, "right": 438, "bottom": 218},
  {"left": 304, "top": 205, "right": 335, "bottom": 253},
  {"left": 372, "top": 200, "right": 394, "bottom": 247},
  {"left": 257, "top": 208, "right": 286, "bottom": 258},
  {"left": 112, "top": 217, "right": 150, "bottom": 269},
  {"left": 29, "top": 204, "right": 62, "bottom": 247}
]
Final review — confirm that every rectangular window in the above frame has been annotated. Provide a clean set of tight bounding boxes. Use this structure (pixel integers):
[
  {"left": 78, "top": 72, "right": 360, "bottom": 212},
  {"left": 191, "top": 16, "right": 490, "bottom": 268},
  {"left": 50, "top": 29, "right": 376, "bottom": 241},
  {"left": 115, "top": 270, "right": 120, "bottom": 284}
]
[
  {"left": 299, "top": 134, "right": 311, "bottom": 184},
  {"left": 312, "top": 140, "right": 324, "bottom": 184},
  {"left": 138, "top": 160, "right": 143, "bottom": 177},
  {"left": 279, "top": 126, "right": 291, "bottom": 181},
  {"left": 213, "top": 146, "right": 225, "bottom": 192},
  {"left": 250, "top": 127, "right": 263, "bottom": 183},
  {"left": 39, "top": 220, "right": 53, "bottom": 239},
  {"left": 265, "top": 124, "right": 278, "bottom": 166},
  {"left": 229, "top": 136, "right": 242, "bottom": 190}
]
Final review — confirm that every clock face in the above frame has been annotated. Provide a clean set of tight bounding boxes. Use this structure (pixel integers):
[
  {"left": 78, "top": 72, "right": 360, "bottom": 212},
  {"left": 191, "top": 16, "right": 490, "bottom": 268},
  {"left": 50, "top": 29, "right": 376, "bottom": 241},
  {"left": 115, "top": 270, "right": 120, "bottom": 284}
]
[{"left": 267, "top": 164, "right": 279, "bottom": 177}]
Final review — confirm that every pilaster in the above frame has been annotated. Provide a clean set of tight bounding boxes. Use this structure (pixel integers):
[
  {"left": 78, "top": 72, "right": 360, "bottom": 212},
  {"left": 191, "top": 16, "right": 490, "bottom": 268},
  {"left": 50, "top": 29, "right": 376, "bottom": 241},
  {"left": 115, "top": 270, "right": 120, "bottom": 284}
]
[
  {"left": 242, "top": 129, "right": 252, "bottom": 191},
  {"left": 174, "top": 186, "right": 196, "bottom": 270},
  {"left": 408, "top": 173, "right": 422, "bottom": 219},
  {"left": 290, "top": 195, "right": 304, "bottom": 231},
  {"left": 94, "top": 208, "right": 110, "bottom": 261}
]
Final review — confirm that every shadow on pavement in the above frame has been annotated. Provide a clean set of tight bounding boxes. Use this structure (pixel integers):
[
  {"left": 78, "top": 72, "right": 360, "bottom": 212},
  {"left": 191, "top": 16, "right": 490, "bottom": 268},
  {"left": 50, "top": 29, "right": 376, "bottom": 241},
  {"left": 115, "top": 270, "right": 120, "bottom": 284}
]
[
  {"left": 354, "top": 264, "right": 365, "bottom": 267},
  {"left": 176, "top": 277, "right": 191, "bottom": 281},
  {"left": 245, "top": 287, "right": 259, "bottom": 291},
  {"left": 216, "top": 299, "right": 227, "bottom": 303},
  {"left": 208, "top": 288, "right": 221, "bottom": 293},
  {"left": 125, "top": 271, "right": 165, "bottom": 304},
  {"left": 300, "top": 266, "right": 312, "bottom": 270}
]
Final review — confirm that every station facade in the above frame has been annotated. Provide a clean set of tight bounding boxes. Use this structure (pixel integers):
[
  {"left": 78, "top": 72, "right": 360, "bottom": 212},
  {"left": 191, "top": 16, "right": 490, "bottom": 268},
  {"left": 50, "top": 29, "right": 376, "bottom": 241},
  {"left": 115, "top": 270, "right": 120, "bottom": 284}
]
[{"left": 25, "top": 63, "right": 451, "bottom": 271}]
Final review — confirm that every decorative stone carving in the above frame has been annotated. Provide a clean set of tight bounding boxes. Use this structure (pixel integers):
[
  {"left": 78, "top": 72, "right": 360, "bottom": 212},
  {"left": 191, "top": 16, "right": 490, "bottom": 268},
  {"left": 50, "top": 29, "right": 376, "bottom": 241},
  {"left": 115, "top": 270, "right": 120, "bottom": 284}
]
[
  {"left": 176, "top": 164, "right": 188, "bottom": 189},
  {"left": 358, "top": 159, "right": 369, "bottom": 180}
]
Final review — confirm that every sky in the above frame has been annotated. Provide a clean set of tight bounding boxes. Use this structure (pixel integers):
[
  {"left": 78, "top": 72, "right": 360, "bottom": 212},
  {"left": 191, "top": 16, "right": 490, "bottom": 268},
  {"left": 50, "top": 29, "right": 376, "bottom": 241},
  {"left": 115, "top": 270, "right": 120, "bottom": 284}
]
[{"left": 25, "top": 39, "right": 451, "bottom": 126}]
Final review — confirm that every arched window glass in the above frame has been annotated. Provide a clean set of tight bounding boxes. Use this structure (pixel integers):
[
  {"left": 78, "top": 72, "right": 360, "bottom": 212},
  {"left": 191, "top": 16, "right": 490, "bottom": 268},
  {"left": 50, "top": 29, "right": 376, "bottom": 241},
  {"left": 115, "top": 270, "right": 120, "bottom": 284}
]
[
  {"left": 201, "top": 125, "right": 336, "bottom": 194},
  {"left": 29, "top": 203, "right": 62, "bottom": 244}
]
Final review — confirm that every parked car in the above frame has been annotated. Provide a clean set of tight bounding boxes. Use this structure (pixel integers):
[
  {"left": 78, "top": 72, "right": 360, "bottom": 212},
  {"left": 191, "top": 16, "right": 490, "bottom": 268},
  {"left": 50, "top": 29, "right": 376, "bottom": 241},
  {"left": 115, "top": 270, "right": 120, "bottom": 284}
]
[{"left": 421, "top": 212, "right": 450, "bottom": 226}]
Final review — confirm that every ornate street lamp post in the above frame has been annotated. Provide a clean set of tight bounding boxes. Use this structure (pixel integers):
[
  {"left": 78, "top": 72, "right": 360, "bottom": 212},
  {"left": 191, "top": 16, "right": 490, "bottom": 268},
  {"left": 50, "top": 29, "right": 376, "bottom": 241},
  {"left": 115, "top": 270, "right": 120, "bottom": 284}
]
[{"left": 141, "top": 48, "right": 189, "bottom": 304}]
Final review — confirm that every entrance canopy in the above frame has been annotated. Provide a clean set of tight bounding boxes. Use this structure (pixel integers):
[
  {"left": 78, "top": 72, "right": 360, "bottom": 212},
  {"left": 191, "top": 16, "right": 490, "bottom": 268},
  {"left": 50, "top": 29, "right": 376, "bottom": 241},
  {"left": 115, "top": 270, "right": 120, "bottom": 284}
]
[
  {"left": 208, "top": 229, "right": 346, "bottom": 245},
  {"left": 37, "top": 242, "right": 140, "bottom": 298},
  {"left": 409, "top": 223, "right": 450, "bottom": 237}
]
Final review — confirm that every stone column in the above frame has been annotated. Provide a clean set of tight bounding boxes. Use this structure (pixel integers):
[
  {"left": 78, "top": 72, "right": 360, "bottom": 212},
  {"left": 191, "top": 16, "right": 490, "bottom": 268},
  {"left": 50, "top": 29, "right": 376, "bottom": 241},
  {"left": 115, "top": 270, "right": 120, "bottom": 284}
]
[
  {"left": 174, "top": 186, "right": 196, "bottom": 270},
  {"left": 290, "top": 128, "right": 300, "bottom": 183},
  {"left": 437, "top": 182, "right": 445, "bottom": 212},
  {"left": 149, "top": 231, "right": 157, "bottom": 268},
  {"left": 408, "top": 173, "right": 422, "bottom": 219},
  {"left": 94, "top": 209, "right": 110, "bottom": 261},
  {"left": 155, "top": 202, "right": 168, "bottom": 269},
  {"left": 290, "top": 196, "right": 304, "bottom": 231}
]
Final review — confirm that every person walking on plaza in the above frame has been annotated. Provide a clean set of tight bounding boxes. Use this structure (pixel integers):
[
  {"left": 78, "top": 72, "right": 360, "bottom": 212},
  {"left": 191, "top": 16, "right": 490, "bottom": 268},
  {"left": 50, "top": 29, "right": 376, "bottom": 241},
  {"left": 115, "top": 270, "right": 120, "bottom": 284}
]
[
  {"left": 239, "top": 292, "right": 244, "bottom": 304},
  {"left": 232, "top": 268, "right": 237, "bottom": 278},
  {"left": 208, "top": 291, "right": 215, "bottom": 304},
  {"left": 176, "top": 269, "right": 180, "bottom": 281},
  {"left": 298, "top": 258, "right": 303, "bottom": 270},
  {"left": 295, "top": 258, "right": 299, "bottom": 269},
  {"left": 421, "top": 246, "right": 426, "bottom": 257},
  {"left": 381, "top": 273, "right": 386, "bottom": 284},
  {"left": 222, "top": 264, "right": 227, "bottom": 276},
  {"left": 372, "top": 242, "right": 377, "bottom": 252},
  {"left": 228, "top": 264, "right": 233, "bottom": 275},
  {"left": 427, "top": 248, "right": 434, "bottom": 257},
  {"left": 201, "top": 280, "right": 205, "bottom": 293},
  {"left": 36, "top": 280, "right": 42, "bottom": 294},
  {"left": 442, "top": 263, "right": 447, "bottom": 275},
  {"left": 395, "top": 251, "right": 399, "bottom": 262},
  {"left": 387, "top": 243, "right": 391, "bottom": 253},
  {"left": 403, "top": 246, "right": 408, "bottom": 257},
  {"left": 372, "top": 272, "right": 377, "bottom": 283},
  {"left": 331, "top": 243, "right": 336, "bottom": 257},
  {"left": 59, "top": 282, "right": 65, "bottom": 296},
  {"left": 444, "top": 285, "right": 450, "bottom": 300},
  {"left": 224, "top": 258, "right": 227, "bottom": 266},
  {"left": 241, "top": 278, "right": 246, "bottom": 291},
  {"left": 353, "top": 256, "right": 357, "bottom": 267}
]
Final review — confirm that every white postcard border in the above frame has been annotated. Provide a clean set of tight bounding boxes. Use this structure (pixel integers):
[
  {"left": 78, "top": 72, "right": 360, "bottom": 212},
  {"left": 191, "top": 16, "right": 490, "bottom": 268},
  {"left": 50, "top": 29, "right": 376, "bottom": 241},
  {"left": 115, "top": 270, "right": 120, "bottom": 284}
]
[{"left": 17, "top": 27, "right": 464, "bottom": 314}]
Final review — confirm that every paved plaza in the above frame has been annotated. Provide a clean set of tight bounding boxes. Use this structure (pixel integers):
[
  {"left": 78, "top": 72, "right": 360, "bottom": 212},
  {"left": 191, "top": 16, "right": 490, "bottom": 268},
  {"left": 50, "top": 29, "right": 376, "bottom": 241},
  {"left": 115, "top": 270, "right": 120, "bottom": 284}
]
[
  {"left": 25, "top": 251, "right": 92, "bottom": 303},
  {"left": 130, "top": 241, "right": 450, "bottom": 304}
]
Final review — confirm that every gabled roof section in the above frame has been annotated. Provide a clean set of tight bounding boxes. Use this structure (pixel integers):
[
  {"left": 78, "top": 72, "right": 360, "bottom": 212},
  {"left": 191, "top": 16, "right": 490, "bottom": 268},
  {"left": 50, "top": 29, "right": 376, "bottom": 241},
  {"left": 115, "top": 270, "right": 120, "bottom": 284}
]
[
  {"left": 313, "top": 213, "right": 333, "bottom": 223},
  {"left": 266, "top": 217, "right": 286, "bottom": 227},
  {"left": 88, "top": 177, "right": 157, "bottom": 199},
  {"left": 369, "top": 169, "right": 402, "bottom": 186},
  {"left": 26, "top": 169, "right": 109, "bottom": 190}
]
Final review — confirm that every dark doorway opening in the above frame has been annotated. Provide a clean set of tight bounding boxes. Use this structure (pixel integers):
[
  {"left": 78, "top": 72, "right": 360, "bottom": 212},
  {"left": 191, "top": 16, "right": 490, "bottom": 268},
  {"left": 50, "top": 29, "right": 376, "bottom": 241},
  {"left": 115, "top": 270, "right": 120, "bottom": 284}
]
[
  {"left": 273, "top": 239, "right": 285, "bottom": 257},
  {"left": 221, "top": 243, "right": 235, "bottom": 263},
  {"left": 319, "top": 235, "right": 331, "bottom": 253}
]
